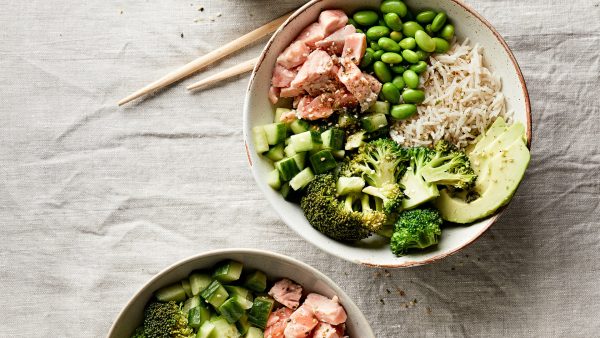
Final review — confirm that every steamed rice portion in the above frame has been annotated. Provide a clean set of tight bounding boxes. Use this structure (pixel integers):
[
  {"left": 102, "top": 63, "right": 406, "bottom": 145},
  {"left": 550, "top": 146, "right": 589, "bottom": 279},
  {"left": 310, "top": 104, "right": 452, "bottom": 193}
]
[{"left": 390, "top": 39, "right": 512, "bottom": 149}]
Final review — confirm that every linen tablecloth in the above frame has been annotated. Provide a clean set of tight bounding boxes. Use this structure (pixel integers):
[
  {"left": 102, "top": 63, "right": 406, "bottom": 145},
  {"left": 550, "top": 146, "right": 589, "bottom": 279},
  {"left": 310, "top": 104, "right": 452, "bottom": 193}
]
[{"left": 1, "top": 0, "right": 599, "bottom": 336}]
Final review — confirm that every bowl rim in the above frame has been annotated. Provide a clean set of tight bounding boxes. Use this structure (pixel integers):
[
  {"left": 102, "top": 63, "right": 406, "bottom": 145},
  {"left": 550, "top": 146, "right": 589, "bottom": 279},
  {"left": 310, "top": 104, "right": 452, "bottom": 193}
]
[
  {"left": 243, "top": 0, "right": 532, "bottom": 268},
  {"left": 106, "top": 248, "right": 375, "bottom": 337}
]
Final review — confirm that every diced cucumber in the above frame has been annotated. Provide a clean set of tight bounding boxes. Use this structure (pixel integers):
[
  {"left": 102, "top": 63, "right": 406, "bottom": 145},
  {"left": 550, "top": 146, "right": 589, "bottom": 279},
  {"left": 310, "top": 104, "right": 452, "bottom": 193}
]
[
  {"left": 248, "top": 296, "right": 275, "bottom": 329},
  {"left": 274, "top": 108, "right": 292, "bottom": 123},
  {"left": 368, "top": 101, "right": 391, "bottom": 115},
  {"left": 218, "top": 298, "right": 246, "bottom": 323},
  {"left": 292, "top": 153, "right": 306, "bottom": 170},
  {"left": 188, "top": 304, "right": 211, "bottom": 329},
  {"left": 321, "top": 128, "right": 345, "bottom": 150},
  {"left": 224, "top": 286, "right": 253, "bottom": 302},
  {"left": 345, "top": 130, "right": 367, "bottom": 150},
  {"left": 213, "top": 260, "right": 243, "bottom": 283},
  {"left": 243, "top": 271, "right": 267, "bottom": 293},
  {"left": 197, "top": 320, "right": 216, "bottom": 338},
  {"left": 275, "top": 157, "right": 300, "bottom": 181},
  {"left": 338, "top": 113, "right": 358, "bottom": 129},
  {"left": 284, "top": 144, "right": 296, "bottom": 158},
  {"left": 182, "top": 295, "right": 201, "bottom": 314},
  {"left": 280, "top": 182, "right": 301, "bottom": 202},
  {"left": 252, "top": 126, "right": 269, "bottom": 153},
  {"left": 155, "top": 283, "right": 187, "bottom": 302},
  {"left": 263, "top": 123, "right": 287, "bottom": 145},
  {"left": 267, "top": 169, "right": 281, "bottom": 190},
  {"left": 181, "top": 279, "right": 193, "bottom": 298},
  {"left": 265, "top": 143, "right": 285, "bottom": 162},
  {"left": 361, "top": 113, "right": 388, "bottom": 132},
  {"left": 290, "top": 119, "right": 310, "bottom": 134},
  {"left": 236, "top": 313, "right": 251, "bottom": 335},
  {"left": 200, "top": 280, "right": 229, "bottom": 309},
  {"left": 211, "top": 317, "right": 240, "bottom": 338},
  {"left": 245, "top": 327, "right": 263, "bottom": 338},
  {"left": 337, "top": 177, "right": 366, "bottom": 196},
  {"left": 190, "top": 272, "right": 212, "bottom": 296},
  {"left": 309, "top": 150, "right": 337, "bottom": 174},
  {"left": 332, "top": 150, "right": 345, "bottom": 159},
  {"left": 290, "top": 167, "right": 315, "bottom": 191},
  {"left": 289, "top": 131, "right": 314, "bottom": 152},
  {"left": 231, "top": 295, "right": 253, "bottom": 310}
]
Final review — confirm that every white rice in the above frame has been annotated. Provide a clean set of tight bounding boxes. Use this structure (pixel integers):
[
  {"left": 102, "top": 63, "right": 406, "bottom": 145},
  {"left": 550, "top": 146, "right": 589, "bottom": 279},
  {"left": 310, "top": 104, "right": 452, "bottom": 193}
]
[{"left": 390, "top": 39, "right": 512, "bottom": 149}]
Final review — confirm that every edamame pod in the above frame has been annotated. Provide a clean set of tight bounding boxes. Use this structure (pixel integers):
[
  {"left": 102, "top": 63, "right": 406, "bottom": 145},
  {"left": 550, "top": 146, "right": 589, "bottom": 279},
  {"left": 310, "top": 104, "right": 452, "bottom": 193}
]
[
  {"left": 415, "top": 30, "right": 436, "bottom": 52},
  {"left": 433, "top": 37, "right": 450, "bottom": 53},
  {"left": 402, "top": 69, "right": 420, "bottom": 89},
  {"left": 391, "top": 65, "right": 407, "bottom": 74},
  {"left": 380, "top": 1, "right": 408, "bottom": 17},
  {"left": 378, "top": 37, "right": 401, "bottom": 52},
  {"left": 416, "top": 10, "right": 437, "bottom": 24},
  {"left": 391, "top": 104, "right": 418, "bottom": 120},
  {"left": 381, "top": 52, "right": 403, "bottom": 64},
  {"left": 370, "top": 42, "right": 381, "bottom": 51},
  {"left": 360, "top": 49, "right": 375, "bottom": 68},
  {"left": 401, "top": 49, "right": 420, "bottom": 64},
  {"left": 392, "top": 76, "right": 405, "bottom": 89},
  {"left": 382, "top": 82, "right": 401, "bottom": 104},
  {"left": 353, "top": 10, "right": 379, "bottom": 26},
  {"left": 409, "top": 61, "right": 428, "bottom": 74},
  {"left": 384, "top": 13, "right": 403, "bottom": 31},
  {"left": 402, "top": 21, "right": 424, "bottom": 38},
  {"left": 366, "top": 26, "right": 391, "bottom": 41},
  {"left": 373, "top": 50, "right": 385, "bottom": 60},
  {"left": 415, "top": 50, "right": 430, "bottom": 61},
  {"left": 390, "top": 31, "right": 403, "bottom": 42},
  {"left": 348, "top": 18, "right": 358, "bottom": 27},
  {"left": 398, "top": 37, "right": 416, "bottom": 50},
  {"left": 373, "top": 61, "right": 393, "bottom": 83},
  {"left": 439, "top": 24, "right": 455, "bottom": 41},
  {"left": 402, "top": 89, "right": 426, "bottom": 104},
  {"left": 430, "top": 12, "right": 447, "bottom": 32}
]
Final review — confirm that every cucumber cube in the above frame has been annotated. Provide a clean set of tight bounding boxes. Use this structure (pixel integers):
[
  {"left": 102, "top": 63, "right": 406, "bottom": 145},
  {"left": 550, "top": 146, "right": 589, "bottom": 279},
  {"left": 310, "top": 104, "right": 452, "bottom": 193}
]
[
  {"left": 275, "top": 158, "right": 300, "bottom": 181},
  {"left": 236, "top": 314, "right": 251, "bottom": 335},
  {"left": 154, "top": 283, "right": 187, "bottom": 302},
  {"left": 181, "top": 279, "right": 193, "bottom": 297},
  {"left": 336, "top": 177, "right": 366, "bottom": 196},
  {"left": 309, "top": 150, "right": 337, "bottom": 174},
  {"left": 182, "top": 295, "right": 201, "bottom": 314},
  {"left": 245, "top": 327, "right": 264, "bottom": 338},
  {"left": 210, "top": 317, "right": 240, "bottom": 338},
  {"left": 290, "top": 167, "right": 315, "bottom": 191},
  {"left": 263, "top": 123, "right": 287, "bottom": 145},
  {"left": 290, "top": 119, "right": 310, "bottom": 134},
  {"left": 248, "top": 296, "right": 275, "bottom": 329},
  {"left": 213, "top": 260, "right": 243, "bottom": 283},
  {"left": 280, "top": 182, "right": 301, "bottom": 202},
  {"left": 284, "top": 144, "right": 297, "bottom": 158},
  {"left": 189, "top": 272, "right": 212, "bottom": 296},
  {"left": 321, "top": 128, "right": 345, "bottom": 150},
  {"left": 360, "top": 113, "right": 388, "bottom": 132},
  {"left": 200, "top": 280, "right": 229, "bottom": 309},
  {"left": 289, "top": 131, "right": 314, "bottom": 152},
  {"left": 345, "top": 131, "right": 367, "bottom": 150},
  {"left": 332, "top": 150, "right": 345, "bottom": 159},
  {"left": 188, "top": 304, "right": 211, "bottom": 329},
  {"left": 292, "top": 153, "right": 306, "bottom": 170},
  {"left": 252, "top": 126, "right": 269, "bottom": 153},
  {"left": 267, "top": 169, "right": 281, "bottom": 190},
  {"left": 197, "top": 320, "right": 216, "bottom": 338},
  {"left": 274, "top": 108, "right": 292, "bottom": 123},
  {"left": 368, "top": 101, "right": 391, "bottom": 115},
  {"left": 218, "top": 298, "right": 246, "bottom": 323},
  {"left": 243, "top": 271, "right": 267, "bottom": 293},
  {"left": 265, "top": 143, "right": 285, "bottom": 162},
  {"left": 338, "top": 113, "right": 358, "bottom": 129},
  {"left": 224, "top": 286, "right": 253, "bottom": 302}
]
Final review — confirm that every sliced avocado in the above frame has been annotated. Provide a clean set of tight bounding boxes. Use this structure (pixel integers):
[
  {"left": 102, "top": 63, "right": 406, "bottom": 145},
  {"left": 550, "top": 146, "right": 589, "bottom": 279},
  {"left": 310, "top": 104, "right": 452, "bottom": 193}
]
[
  {"left": 466, "top": 117, "right": 507, "bottom": 155},
  {"left": 434, "top": 123, "right": 530, "bottom": 224}
]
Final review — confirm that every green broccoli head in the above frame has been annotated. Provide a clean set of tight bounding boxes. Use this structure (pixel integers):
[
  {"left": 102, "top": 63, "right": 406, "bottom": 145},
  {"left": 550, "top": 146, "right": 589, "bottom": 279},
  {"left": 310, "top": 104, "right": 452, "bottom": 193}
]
[
  {"left": 400, "top": 147, "right": 440, "bottom": 210},
  {"left": 140, "top": 301, "right": 194, "bottom": 338},
  {"left": 300, "top": 174, "right": 386, "bottom": 241},
  {"left": 362, "top": 184, "right": 403, "bottom": 214},
  {"left": 421, "top": 140, "right": 477, "bottom": 190},
  {"left": 390, "top": 208, "right": 443, "bottom": 256},
  {"left": 350, "top": 138, "right": 409, "bottom": 186},
  {"left": 131, "top": 327, "right": 146, "bottom": 338}
]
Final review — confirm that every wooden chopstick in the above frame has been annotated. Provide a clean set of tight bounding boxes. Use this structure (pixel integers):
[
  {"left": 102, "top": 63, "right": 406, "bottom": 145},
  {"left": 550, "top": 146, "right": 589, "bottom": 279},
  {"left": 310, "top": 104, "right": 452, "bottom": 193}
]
[
  {"left": 118, "top": 12, "right": 292, "bottom": 106},
  {"left": 186, "top": 57, "right": 258, "bottom": 91}
]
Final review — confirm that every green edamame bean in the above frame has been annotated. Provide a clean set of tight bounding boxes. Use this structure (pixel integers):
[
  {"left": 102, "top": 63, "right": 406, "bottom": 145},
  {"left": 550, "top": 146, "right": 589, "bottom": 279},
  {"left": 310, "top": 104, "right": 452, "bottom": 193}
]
[
  {"left": 348, "top": 18, "right": 358, "bottom": 27},
  {"left": 409, "top": 61, "right": 428, "bottom": 74},
  {"left": 392, "top": 76, "right": 405, "bottom": 89},
  {"left": 382, "top": 82, "right": 401, "bottom": 104},
  {"left": 402, "top": 21, "right": 424, "bottom": 38},
  {"left": 390, "top": 31, "right": 403, "bottom": 42},
  {"left": 374, "top": 61, "right": 393, "bottom": 83},
  {"left": 391, "top": 65, "right": 407, "bottom": 74},
  {"left": 402, "top": 89, "right": 426, "bottom": 104},
  {"left": 366, "top": 26, "right": 391, "bottom": 42},
  {"left": 416, "top": 50, "right": 430, "bottom": 61},
  {"left": 360, "top": 50, "right": 374, "bottom": 68},
  {"left": 433, "top": 37, "right": 450, "bottom": 53},
  {"left": 401, "top": 49, "right": 420, "bottom": 64},
  {"left": 384, "top": 13, "right": 403, "bottom": 31},
  {"left": 425, "top": 24, "right": 434, "bottom": 36},
  {"left": 378, "top": 37, "right": 401, "bottom": 52},
  {"left": 366, "top": 47, "right": 375, "bottom": 54},
  {"left": 430, "top": 12, "right": 447, "bottom": 32},
  {"left": 380, "top": 1, "right": 408, "bottom": 17},
  {"left": 415, "top": 30, "right": 436, "bottom": 53},
  {"left": 381, "top": 52, "right": 403, "bottom": 64},
  {"left": 373, "top": 50, "right": 385, "bottom": 61},
  {"left": 391, "top": 104, "right": 418, "bottom": 120},
  {"left": 402, "top": 69, "right": 419, "bottom": 89},
  {"left": 399, "top": 37, "right": 416, "bottom": 50},
  {"left": 356, "top": 28, "right": 364, "bottom": 34},
  {"left": 371, "top": 42, "right": 381, "bottom": 51},
  {"left": 353, "top": 10, "right": 379, "bottom": 26},
  {"left": 439, "top": 24, "right": 455, "bottom": 41},
  {"left": 416, "top": 10, "right": 437, "bottom": 24}
]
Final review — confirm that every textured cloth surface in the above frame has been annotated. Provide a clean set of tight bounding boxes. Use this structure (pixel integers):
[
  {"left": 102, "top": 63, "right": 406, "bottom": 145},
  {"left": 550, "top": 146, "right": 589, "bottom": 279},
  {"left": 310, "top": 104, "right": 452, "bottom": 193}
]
[{"left": 1, "top": 1, "right": 599, "bottom": 337}]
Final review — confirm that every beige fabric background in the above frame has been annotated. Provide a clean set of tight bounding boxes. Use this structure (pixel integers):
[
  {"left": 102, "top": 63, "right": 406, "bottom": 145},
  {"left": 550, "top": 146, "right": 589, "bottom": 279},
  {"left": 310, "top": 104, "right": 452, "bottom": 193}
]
[{"left": 1, "top": 0, "right": 599, "bottom": 336}]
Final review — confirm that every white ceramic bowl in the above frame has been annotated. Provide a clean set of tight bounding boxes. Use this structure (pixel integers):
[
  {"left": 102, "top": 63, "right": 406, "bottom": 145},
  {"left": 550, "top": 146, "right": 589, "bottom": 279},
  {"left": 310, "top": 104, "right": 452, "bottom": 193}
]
[
  {"left": 107, "top": 249, "right": 374, "bottom": 337},
  {"left": 243, "top": 0, "right": 531, "bottom": 267}
]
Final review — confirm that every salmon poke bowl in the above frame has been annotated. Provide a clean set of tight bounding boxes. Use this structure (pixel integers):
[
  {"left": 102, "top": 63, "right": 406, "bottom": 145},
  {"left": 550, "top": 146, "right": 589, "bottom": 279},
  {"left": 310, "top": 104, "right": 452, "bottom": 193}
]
[
  {"left": 244, "top": 0, "right": 531, "bottom": 267},
  {"left": 108, "top": 249, "right": 374, "bottom": 338}
]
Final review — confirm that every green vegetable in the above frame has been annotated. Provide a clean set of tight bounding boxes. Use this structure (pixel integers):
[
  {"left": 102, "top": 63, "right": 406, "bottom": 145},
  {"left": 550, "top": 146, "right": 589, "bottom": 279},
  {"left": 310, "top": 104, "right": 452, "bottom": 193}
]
[
  {"left": 416, "top": 10, "right": 437, "bottom": 24},
  {"left": 360, "top": 113, "right": 388, "bottom": 132},
  {"left": 263, "top": 123, "right": 287, "bottom": 145},
  {"left": 439, "top": 24, "right": 455, "bottom": 41},
  {"left": 398, "top": 37, "right": 416, "bottom": 50},
  {"left": 380, "top": 1, "right": 408, "bottom": 17},
  {"left": 218, "top": 298, "right": 246, "bottom": 324},
  {"left": 377, "top": 37, "right": 401, "bottom": 52},
  {"left": 373, "top": 61, "right": 393, "bottom": 83},
  {"left": 347, "top": 18, "right": 358, "bottom": 27},
  {"left": 381, "top": 52, "right": 403, "bottom": 64},
  {"left": 243, "top": 270, "right": 267, "bottom": 292},
  {"left": 155, "top": 283, "right": 187, "bottom": 303},
  {"left": 391, "top": 76, "right": 405, "bottom": 90},
  {"left": 136, "top": 301, "right": 194, "bottom": 338},
  {"left": 353, "top": 10, "right": 379, "bottom": 26},
  {"left": 433, "top": 37, "right": 450, "bottom": 53},
  {"left": 402, "top": 89, "right": 425, "bottom": 103},
  {"left": 367, "top": 101, "right": 391, "bottom": 115},
  {"left": 390, "top": 104, "right": 417, "bottom": 120},
  {"left": 384, "top": 13, "right": 403, "bottom": 31},
  {"left": 402, "top": 69, "right": 420, "bottom": 89},
  {"left": 401, "top": 49, "right": 419, "bottom": 63},
  {"left": 200, "top": 280, "right": 229, "bottom": 309},
  {"left": 366, "top": 26, "right": 390, "bottom": 41},
  {"left": 245, "top": 327, "right": 263, "bottom": 338},
  {"left": 370, "top": 41, "right": 381, "bottom": 51},
  {"left": 336, "top": 176, "right": 366, "bottom": 196},
  {"left": 402, "top": 21, "right": 424, "bottom": 37},
  {"left": 290, "top": 167, "right": 315, "bottom": 190},
  {"left": 252, "top": 126, "right": 269, "bottom": 153},
  {"left": 415, "top": 50, "right": 430, "bottom": 61},
  {"left": 414, "top": 30, "right": 436, "bottom": 52},
  {"left": 189, "top": 272, "right": 212, "bottom": 296},
  {"left": 409, "top": 61, "right": 428, "bottom": 74},
  {"left": 389, "top": 31, "right": 403, "bottom": 42},
  {"left": 310, "top": 150, "right": 337, "bottom": 174},
  {"left": 247, "top": 297, "right": 275, "bottom": 329},
  {"left": 381, "top": 83, "right": 401, "bottom": 104},
  {"left": 390, "top": 208, "right": 442, "bottom": 255},
  {"left": 373, "top": 49, "right": 385, "bottom": 61},
  {"left": 360, "top": 49, "right": 374, "bottom": 68},
  {"left": 390, "top": 65, "right": 407, "bottom": 74},
  {"left": 430, "top": 12, "right": 447, "bottom": 32}
]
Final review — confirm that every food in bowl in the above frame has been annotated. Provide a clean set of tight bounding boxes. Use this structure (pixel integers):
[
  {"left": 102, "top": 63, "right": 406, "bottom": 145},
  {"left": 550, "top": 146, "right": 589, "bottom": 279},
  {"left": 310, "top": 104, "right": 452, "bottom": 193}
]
[
  {"left": 252, "top": 0, "right": 530, "bottom": 257},
  {"left": 129, "top": 260, "right": 349, "bottom": 338}
]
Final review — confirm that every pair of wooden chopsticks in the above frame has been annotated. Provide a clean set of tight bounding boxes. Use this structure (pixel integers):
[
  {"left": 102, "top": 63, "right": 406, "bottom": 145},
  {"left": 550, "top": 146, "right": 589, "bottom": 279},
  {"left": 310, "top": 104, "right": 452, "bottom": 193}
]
[{"left": 118, "top": 12, "right": 292, "bottom": 106}]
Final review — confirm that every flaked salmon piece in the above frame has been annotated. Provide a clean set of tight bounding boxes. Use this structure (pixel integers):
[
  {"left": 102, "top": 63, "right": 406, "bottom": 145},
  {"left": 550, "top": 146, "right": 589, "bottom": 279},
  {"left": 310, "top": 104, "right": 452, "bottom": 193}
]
[
  {"left": 315, "top": 25, "right": 356, "bottom": 55},
  {"left": 341, "top": 33, "right": 367, "bottom": 65},
  {"left": 291, "top": 50, "right": 338, "bottom": 96},
  {"left": 265, "top": 307, "right": 294, "bottom": 338},
  {"left": 280, "top": 86, "right": 305, "bottom": 98},
  {"left": 269, "top": 86, "right": 280, "bottom": 105},
  {"left": 337, "top": 58, "right": 378, "bottom": 111},
  {"left": 269, "top": 278, "right": 303, "bottom": 310},
  {"left": 295, "top": 22, "right": 325, "bottom": 49},
  {"left": 272, "top": 64, "right": 299, "bottom": 88},
  {"left": 279, "top": 109, "right": 297, "bottom": 123},
  {"left": 284, "top": 304, "right": 319, "bottom": 338},
  {"left": 330, "top": 88, "right": 358, "bottom": 109},
  {"left": 363, "top": 73, "right": 383, "bottom": 94},
  {"left": 277, "top": 41, "right": 311, "bottom": 69},
  {"left": 318, "top": 10, "right": 348, "bottom": 36},
  {"left": 304, "top": 294, "right": 347, "bottom": 326},
  {"left": 311, "top": 323, "right": 341, "bottom": 338},
  {"left": 297, "top": 94, "right": 334, "bottom": 121}
]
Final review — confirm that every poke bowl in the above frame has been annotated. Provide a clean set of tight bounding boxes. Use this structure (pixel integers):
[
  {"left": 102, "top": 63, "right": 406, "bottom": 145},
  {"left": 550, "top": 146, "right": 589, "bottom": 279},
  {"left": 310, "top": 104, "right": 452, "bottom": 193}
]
[
  {"left": 243, "top": 0, "right": 531, "bottom": 267},
  {"left": 107, "top": 248, "right": 374, "bottom": 337}
]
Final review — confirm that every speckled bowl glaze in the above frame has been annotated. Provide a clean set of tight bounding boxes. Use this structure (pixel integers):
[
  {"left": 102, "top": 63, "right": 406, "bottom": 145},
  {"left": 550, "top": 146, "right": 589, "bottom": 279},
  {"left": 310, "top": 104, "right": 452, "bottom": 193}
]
[
  {"left": 107, "top": 249, "right": 374, "bottom": 337},
  {"left": 243, "top": 0, "right": 531, "bottom": 267}
]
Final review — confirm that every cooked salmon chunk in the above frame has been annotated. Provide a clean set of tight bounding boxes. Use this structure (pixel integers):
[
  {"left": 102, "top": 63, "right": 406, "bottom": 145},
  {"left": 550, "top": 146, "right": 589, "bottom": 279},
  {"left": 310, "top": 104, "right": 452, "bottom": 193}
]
[
  {"left": 311, "top": 323, "right": 341, "bottom": 338},
  {"left": 268, "top": 278, "right": 304, "bottom": 310},
  {"left": 291, "top": 50, "right": 338, "bottom": 96},
  {"left": 272, "top": 64, "right": 299, "bottom": 88},
  {"left": 315, "top": 25, "right": 356, "bottom": 55},
  {"left": 265, "top": 307, "right": 294, "bottom": 338},
  {"left": 284, "top": 304, "right": 319, "bottom": 338},
  {"left": 337, "top": 58, "right": 378, "bottom": 111},
  {"left": 280, "top": 86, "right": 305, "bottom": 98},
  {"left": 318, "top": 10, "right": 348, "bottom": 36},
  {"left": 277, "top": 41, "right": 311, "bottom": 69},
  {"left": 295, "top": 22, "right": 325, "bottom": 49},
  {"left": 297, "top": 94, "right": 335, "bottom": 120},
  {"left": 304, "top": 294, "right": 347, "bottom": 326},
  {"left": 341, "top": 33, "right": 367, "bottom": 65},
  {"left": 269, "top": 86, "right": 280, "bottom": 104}
]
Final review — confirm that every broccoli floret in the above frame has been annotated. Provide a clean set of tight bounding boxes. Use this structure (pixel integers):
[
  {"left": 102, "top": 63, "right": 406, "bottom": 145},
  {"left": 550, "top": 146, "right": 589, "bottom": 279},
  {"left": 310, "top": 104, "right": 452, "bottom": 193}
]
[
  {"left": 349, "top": 139, "right": 408, "bottom": 213},
  {"left": 420, "top": 140, "right": 477, "bottom": 189},
  {"left": 300, "top": 174, "right": 386, "bottom": 241},
  {"left": 400, "top": 147, "right": 440, "bottom": 210},
  {"left": 131, "top": 327, "right": 146, "bottom": 338},
  {"left": 390, "top": 208, "right": 443, "bottom": 256},
  {"left": 138, "top": 301, "right": 194, "bottom": 338}
]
